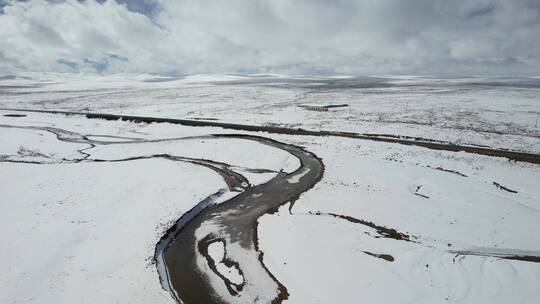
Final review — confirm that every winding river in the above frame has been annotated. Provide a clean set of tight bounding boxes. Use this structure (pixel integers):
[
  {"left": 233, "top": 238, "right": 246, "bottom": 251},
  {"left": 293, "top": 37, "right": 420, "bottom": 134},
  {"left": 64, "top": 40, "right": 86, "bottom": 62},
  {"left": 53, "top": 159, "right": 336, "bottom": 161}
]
[
  {"left": 157, "top": 135, "right": 324, "bottom": 304},
  {"left": 0, "top": 122, "right": 324, "bottom": 303}
]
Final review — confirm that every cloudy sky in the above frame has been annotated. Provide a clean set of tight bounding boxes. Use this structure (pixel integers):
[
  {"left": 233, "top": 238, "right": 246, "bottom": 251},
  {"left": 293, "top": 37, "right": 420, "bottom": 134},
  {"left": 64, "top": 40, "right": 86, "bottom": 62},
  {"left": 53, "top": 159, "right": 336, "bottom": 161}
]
[{"left": 0, "top": 0, "right": 539, "bottom": 76}]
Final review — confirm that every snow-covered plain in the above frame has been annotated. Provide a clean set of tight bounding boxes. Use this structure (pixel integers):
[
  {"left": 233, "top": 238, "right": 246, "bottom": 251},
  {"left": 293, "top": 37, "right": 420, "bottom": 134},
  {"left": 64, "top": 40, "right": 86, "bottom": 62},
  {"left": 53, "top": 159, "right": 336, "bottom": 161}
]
[
  {"left": 1, "top": 73, "right": 539, "bottom": 153},
  {"left": 1, "top": 74, "right": 539, "bottom": 304}
]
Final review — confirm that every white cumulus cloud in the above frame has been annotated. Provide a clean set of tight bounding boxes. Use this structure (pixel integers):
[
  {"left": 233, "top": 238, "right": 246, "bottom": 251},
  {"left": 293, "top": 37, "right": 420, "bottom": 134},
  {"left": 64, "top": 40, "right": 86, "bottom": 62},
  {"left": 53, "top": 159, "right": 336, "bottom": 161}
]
[{"left": 0, "top": 0, "right": 539, "bottom": 75}]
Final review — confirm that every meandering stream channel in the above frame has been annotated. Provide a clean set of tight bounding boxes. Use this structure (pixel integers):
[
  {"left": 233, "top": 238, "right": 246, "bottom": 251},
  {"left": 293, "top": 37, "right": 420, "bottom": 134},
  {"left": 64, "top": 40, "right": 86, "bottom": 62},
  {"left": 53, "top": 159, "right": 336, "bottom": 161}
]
[
  {"left": 157, "top": 135, "right": 323, "bottom": 304},
  {"left": 0, "top": 122, "right": 323, "bottom": 303}
]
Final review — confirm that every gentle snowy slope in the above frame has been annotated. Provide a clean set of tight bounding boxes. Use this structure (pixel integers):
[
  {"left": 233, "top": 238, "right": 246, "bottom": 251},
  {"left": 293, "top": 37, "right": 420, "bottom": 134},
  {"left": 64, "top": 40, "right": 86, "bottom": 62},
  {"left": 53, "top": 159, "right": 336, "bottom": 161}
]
[
  {"left": 0, "top": 159, "right": 224, "bottom": 304},
  {"left": 258, "top": 134, "right": 540, "bottom": 304}
]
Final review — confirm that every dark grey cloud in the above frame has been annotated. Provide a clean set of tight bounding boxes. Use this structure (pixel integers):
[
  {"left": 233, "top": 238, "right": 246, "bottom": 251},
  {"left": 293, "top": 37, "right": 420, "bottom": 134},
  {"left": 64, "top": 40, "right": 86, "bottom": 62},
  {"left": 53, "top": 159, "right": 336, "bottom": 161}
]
[
  {"left": 96, "top": 0, "right": 160, "bottom": 17},
  {"left": 0, "top": 0, "right": 8, "bottom": 13},
  {"left": 0, "top": 0, "right": 539, "bottom": 75},
  {"left": 1, "top": 0, "right": 160, "bottom": 16}
]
